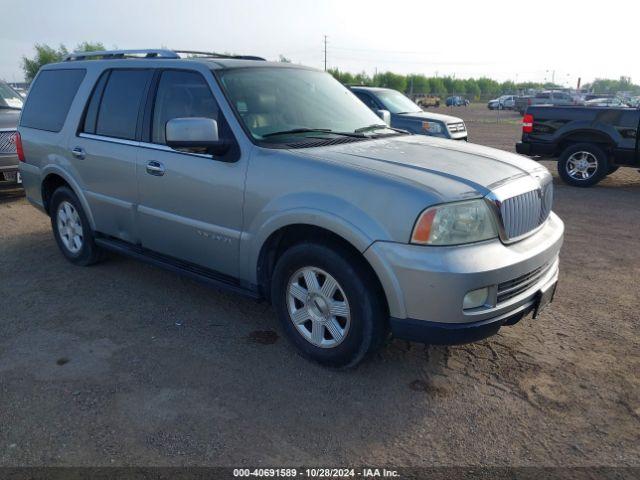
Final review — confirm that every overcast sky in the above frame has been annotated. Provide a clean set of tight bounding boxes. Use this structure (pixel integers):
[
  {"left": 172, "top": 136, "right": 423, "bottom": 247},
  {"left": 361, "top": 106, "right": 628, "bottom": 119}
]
[{"left": 1, "top": 0, "right": 637, "bottom": 86}]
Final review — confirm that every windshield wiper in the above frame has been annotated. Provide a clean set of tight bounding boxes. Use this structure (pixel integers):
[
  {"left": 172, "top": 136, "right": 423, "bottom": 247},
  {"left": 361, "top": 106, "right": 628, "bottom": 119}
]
[
  {"left": 262, "top": 128, "right": 365, "bottom": 139},
  {"left": 355, "top": 124, "right": 409, "bottom": 135},
  {"left": 354, "top": 124, "right": 388, "bottom": 133}
]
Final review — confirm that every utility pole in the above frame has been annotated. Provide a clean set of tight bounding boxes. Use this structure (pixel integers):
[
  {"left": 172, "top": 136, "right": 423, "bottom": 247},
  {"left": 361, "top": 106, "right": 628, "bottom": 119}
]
[{"left": 323, "top": 35, "right": 327, "bottom": 71}]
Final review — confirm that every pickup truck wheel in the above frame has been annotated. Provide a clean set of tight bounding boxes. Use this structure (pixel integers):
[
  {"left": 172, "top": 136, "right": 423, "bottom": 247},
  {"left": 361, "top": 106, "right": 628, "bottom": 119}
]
[
  {"left": 50, "top": 186, "right": 105, "bottom": 266},
  {"left": 271, "top": 242, "right": 387, "bottom": 368},
  {"left": 558, "top": 143, "right": 608, "bottom": 187}
]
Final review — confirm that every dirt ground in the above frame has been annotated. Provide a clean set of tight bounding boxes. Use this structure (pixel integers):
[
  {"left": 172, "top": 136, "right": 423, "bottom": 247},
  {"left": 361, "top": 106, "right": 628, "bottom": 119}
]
[{"left": 0, "top": 104, "right": 639, "bottom": 468}]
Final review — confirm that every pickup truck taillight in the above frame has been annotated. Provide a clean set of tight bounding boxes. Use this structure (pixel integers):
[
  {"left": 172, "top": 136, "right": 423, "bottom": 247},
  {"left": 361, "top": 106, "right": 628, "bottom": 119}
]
[
  {"left": 15, "top": 132, "right": 25, "bottom": 162},
  {"left": 522, "top": 114, "right": 534, "bottom": 133}
]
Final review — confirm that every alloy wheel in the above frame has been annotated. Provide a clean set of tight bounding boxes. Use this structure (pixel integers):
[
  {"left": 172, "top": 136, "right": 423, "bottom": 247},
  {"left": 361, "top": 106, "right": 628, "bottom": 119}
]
[
  {"left": 56, "top": 201, "right": 84, "bottom": 254},
  {"left": 566, "top": 151, "right": 598, "bottom": 180},
  {"left": 286, "top": 267, "right": 351, "bottom": 348}
]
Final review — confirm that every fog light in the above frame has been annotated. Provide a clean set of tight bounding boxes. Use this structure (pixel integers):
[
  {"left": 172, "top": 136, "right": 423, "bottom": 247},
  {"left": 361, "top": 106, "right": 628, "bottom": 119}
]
[{"left": 463, "top": 287, "right": 489, "bottom": 310}]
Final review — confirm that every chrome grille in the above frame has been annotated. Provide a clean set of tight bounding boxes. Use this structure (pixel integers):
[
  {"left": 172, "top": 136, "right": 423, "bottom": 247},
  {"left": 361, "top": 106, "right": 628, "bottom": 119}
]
[
  {"left": 0, "top": 130, "right": 17, "bottom": 154},
  {"left": 497, "top": 261, "right": 554, "bottom": 304},
  {"left": 499, "top": 180, "right": 553, "bottom": 241},
  {"left": 447, "top": 122, "right": 466, "bottom": 133}
]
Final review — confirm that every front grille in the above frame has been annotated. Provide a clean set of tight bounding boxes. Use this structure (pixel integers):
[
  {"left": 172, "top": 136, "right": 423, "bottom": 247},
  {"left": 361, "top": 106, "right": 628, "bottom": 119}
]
[
  {"left": 0, "top": 130, "right": 17, "bottom": 154},
  {"left": 499, "top": 181, "right": 553, "bottom": 240},
  {"left": 447, "top": 122, "right": 466, "bottom": 133},
  {"left": 497, "top": 261, "right": 554, "bottom": 304}
]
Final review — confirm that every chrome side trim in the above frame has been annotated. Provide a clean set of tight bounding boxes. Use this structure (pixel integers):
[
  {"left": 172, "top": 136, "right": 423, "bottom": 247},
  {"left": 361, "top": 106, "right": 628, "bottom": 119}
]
[{"left": 78, "top": 133, "right": 213, "bottom": 159}]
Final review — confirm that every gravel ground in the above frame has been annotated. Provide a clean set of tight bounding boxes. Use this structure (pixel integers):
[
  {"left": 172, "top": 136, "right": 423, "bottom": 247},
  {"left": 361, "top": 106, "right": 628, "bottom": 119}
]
[{"left": 1, "top": 104, "right": 639, "bottom": 467}]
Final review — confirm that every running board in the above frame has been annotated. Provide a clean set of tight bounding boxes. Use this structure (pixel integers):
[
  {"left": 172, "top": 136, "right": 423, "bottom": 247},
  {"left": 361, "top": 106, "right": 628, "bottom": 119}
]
[{"left": 94, "top": 236, "right": 261, "bottom": 300}]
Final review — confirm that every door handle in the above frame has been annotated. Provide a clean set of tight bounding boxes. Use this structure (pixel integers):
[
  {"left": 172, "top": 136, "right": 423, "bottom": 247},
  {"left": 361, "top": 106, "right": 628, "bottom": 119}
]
[
  {"left": 71, "top": 146, "right": 85, "bottom": 160},
  {"left": 146, "top": 161, "right": 165, "bottom": 176}
]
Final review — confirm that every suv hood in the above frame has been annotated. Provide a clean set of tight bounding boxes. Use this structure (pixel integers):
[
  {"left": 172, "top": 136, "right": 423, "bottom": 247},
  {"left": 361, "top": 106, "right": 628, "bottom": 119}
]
[
  {"left": 298, "top": 135, "right": 548, "bottom": 202},
  {"left": 395, "top": 110, "right": 462, "bottom": 124}
]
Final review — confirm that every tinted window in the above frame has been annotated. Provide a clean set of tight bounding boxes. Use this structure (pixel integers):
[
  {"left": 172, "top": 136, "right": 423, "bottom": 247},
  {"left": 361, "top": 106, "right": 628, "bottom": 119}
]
[
  {"left": 354, "top": 92, "right": 379, "bottom": 111},
  {"left": 536, "top": 93, "right": 551, "bottom": 99},
  {"left": 95, "top": 70, "right": 152, "bottom": 140},
  {"left": 152, "top": 70, "right": 219, "bottom": 144},
  {"left": 82, "top": 72, "right": 109, "bottom": 134},
  {"left": 20, "top": 69, "right": 85, "bottom": 132}
]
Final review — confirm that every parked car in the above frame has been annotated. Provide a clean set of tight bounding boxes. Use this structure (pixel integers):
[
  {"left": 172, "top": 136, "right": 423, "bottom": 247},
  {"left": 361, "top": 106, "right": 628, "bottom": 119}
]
[
  {"left": 515, "top": 91, "right": 575, "bottom": 114},
  {"left": 446, "top": 95, "right": 469, "bottom": 107},
  {"left": 18, "top": 49, "right": 563, "bottom": 367},
  {"left": 516, "top": 105, "right": 639, "bottom": 186},
  {"left": 351, "top": 86, "right": 467, "bottom": 140},
  {"left": 488, "top": 95, "right": 515, "bottom": 110},
  {"left": 413, "top": 94, "right": 441, "bottom": 108},
  {"left": 0, "top": 80, "right": 23, "bottom": 184}
]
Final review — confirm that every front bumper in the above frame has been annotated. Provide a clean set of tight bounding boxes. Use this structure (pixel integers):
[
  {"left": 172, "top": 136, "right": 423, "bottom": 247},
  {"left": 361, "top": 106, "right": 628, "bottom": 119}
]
[{"left": 364, "top": 212, "right": 564, "bottom": 342}]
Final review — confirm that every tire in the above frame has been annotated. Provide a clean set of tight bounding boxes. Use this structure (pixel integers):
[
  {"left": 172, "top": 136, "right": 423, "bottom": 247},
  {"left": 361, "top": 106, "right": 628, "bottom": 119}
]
[
  {"left": 271, "top": 242, "right": 387, "bottom": 368},
  {"left": 557, "top": 143, "right": 609, "bottom": 187},
  {"left": 50, "top": 186, "right": 105, "bottom": 266}
]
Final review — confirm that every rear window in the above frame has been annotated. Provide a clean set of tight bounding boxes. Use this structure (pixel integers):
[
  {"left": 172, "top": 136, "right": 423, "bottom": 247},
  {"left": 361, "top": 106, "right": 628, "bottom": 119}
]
[{"left": 20, "top": 69, "right": 85, "bottom": 132}]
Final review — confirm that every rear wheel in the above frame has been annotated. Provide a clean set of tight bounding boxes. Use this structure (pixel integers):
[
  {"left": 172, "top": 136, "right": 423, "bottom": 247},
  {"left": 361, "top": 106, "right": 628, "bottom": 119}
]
[
  {"left": 50, "top": 187, "right": 105, "bottom": 266},
  {"left": 271, "top": 242, "right": 387, "bottom": 368},
  {"left": 558, "top": 143, "right": 609, "bottom": 187}
]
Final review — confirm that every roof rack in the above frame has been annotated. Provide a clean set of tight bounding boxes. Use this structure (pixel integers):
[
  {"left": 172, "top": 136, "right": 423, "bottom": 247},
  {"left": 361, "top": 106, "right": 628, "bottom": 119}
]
[
  {"left": 63, "top": 49, "right": 180, "bottom": 61},
  {"left": 62, "top": 48, "right": 266, "bottom": 62},
  {"left": 173, "top": 50, "right": 266, "bottom": 61}
]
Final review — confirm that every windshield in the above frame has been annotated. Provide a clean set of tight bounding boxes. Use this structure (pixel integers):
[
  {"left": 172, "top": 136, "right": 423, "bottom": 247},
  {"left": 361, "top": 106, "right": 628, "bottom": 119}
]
[
  {"left": 0, "top": 82, "right": 24, "bottom": 109},
  {"left": 217, "top": 67, "right": 387, "bottom": 142},
  {"left": 373, "top": 90, "right": 422, "bottom": 114}
]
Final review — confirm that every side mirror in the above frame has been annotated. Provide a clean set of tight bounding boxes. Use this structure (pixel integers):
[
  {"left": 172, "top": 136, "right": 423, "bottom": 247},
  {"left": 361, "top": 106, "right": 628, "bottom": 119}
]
[
  {"left": 376, "top": 109, "right": 391, "bottom": 126},
  {"left": 166, "top": 117, "right": 228, "bottom": 154}
]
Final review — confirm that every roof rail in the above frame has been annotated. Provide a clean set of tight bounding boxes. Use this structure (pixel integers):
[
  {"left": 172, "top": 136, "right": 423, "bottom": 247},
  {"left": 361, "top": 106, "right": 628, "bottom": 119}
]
[
  {"left": 173, "top": 50, "right": 266, "bottom": 61},
  {"left": 62, "top": 49, "right": 180, "bottom": 61},
  {"left": 62, "top": 49, "right": 266, "bottom": 62}
]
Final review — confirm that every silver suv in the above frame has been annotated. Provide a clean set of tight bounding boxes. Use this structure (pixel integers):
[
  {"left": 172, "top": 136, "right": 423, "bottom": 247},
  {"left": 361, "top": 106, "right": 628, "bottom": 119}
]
[{"left": 18, "top": 49, "right": 563, "bottom": 367}]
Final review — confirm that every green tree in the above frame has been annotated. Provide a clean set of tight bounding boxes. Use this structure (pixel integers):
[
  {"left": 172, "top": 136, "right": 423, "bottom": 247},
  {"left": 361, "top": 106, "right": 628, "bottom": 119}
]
[
  {"left": 373, "top": 71, "right": 406, "bottom": 92},
  {"left": 22, "top": 42, "right": 106, "bottom": 81},
  {"left": 465, "top": 79, "right": 481, "bottom": 100},
  {"left": 428, "top": 77, "right": 447, "bottom": 96}
]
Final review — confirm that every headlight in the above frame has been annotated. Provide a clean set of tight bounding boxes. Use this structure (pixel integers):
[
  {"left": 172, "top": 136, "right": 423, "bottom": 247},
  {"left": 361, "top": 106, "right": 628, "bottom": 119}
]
[
  {"left": 422, "top": 121, "right": 444, "bottom": 134},
  {"left": 411, "top": 199, "right": 498, "bottom": 245}
]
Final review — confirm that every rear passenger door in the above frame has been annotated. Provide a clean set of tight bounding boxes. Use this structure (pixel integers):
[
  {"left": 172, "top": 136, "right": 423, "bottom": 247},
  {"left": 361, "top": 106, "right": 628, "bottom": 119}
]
[
  {"left": 75, "top": 69, "right": 153, "bottom": 243},
  {"left": 135, "top": 69, "right": 246, "bottom": 278}
]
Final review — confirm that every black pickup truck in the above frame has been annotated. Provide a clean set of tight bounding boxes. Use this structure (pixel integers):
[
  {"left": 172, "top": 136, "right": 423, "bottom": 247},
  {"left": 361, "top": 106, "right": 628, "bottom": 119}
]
[{"left": 516, "top": 105, "right": 639, "bottom": 186}]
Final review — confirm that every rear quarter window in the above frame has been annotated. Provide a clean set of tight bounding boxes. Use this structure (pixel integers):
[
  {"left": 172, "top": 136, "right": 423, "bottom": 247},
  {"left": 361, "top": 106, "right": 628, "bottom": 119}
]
[{"left": 20, "top": 69, "right": 86, "bottom": 132}]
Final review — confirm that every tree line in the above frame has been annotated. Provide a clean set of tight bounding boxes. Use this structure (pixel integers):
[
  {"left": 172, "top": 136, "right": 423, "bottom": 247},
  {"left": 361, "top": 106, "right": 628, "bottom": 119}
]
[
  {"left": 17, "top": 43, "right": 640, "bottom": 100},
  {"left": 327, "top": 68, "right": 640, "bottom": 100}
]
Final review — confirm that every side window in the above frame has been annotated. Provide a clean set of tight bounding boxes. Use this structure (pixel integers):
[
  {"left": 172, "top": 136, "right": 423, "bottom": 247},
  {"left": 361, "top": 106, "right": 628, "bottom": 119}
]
[
  {"left": 92, "top": 70, "right": 152, "bottom": 140},
  {"left": 354, "top": 92, "right": 378, "bottom": 111},
  {"left": 152, "top": 70, "right": 219, "bottom": 145},
  {"left": 20, "top": 69, "right": 86, "bottom": 132}
]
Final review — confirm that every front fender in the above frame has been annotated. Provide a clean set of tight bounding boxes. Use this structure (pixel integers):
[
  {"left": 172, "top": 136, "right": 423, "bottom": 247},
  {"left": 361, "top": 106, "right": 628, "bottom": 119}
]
[{"left": 239, "top": 192, "right": 392, "bottom": 284}]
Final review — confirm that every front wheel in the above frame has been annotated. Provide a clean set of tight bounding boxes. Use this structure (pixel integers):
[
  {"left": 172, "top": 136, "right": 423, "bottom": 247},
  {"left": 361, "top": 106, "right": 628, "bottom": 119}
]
[
  {"left": 271, "top": 242, "right": 387, "bottom": 368},
  {"left": 557, "top": 143, "right": 609, "bottom": 187}
]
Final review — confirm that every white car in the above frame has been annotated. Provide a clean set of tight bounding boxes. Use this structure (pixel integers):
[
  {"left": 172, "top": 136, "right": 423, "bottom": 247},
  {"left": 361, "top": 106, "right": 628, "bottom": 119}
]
[{"left": 488, "top": 95, "right": 515, "bottom": 110}]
